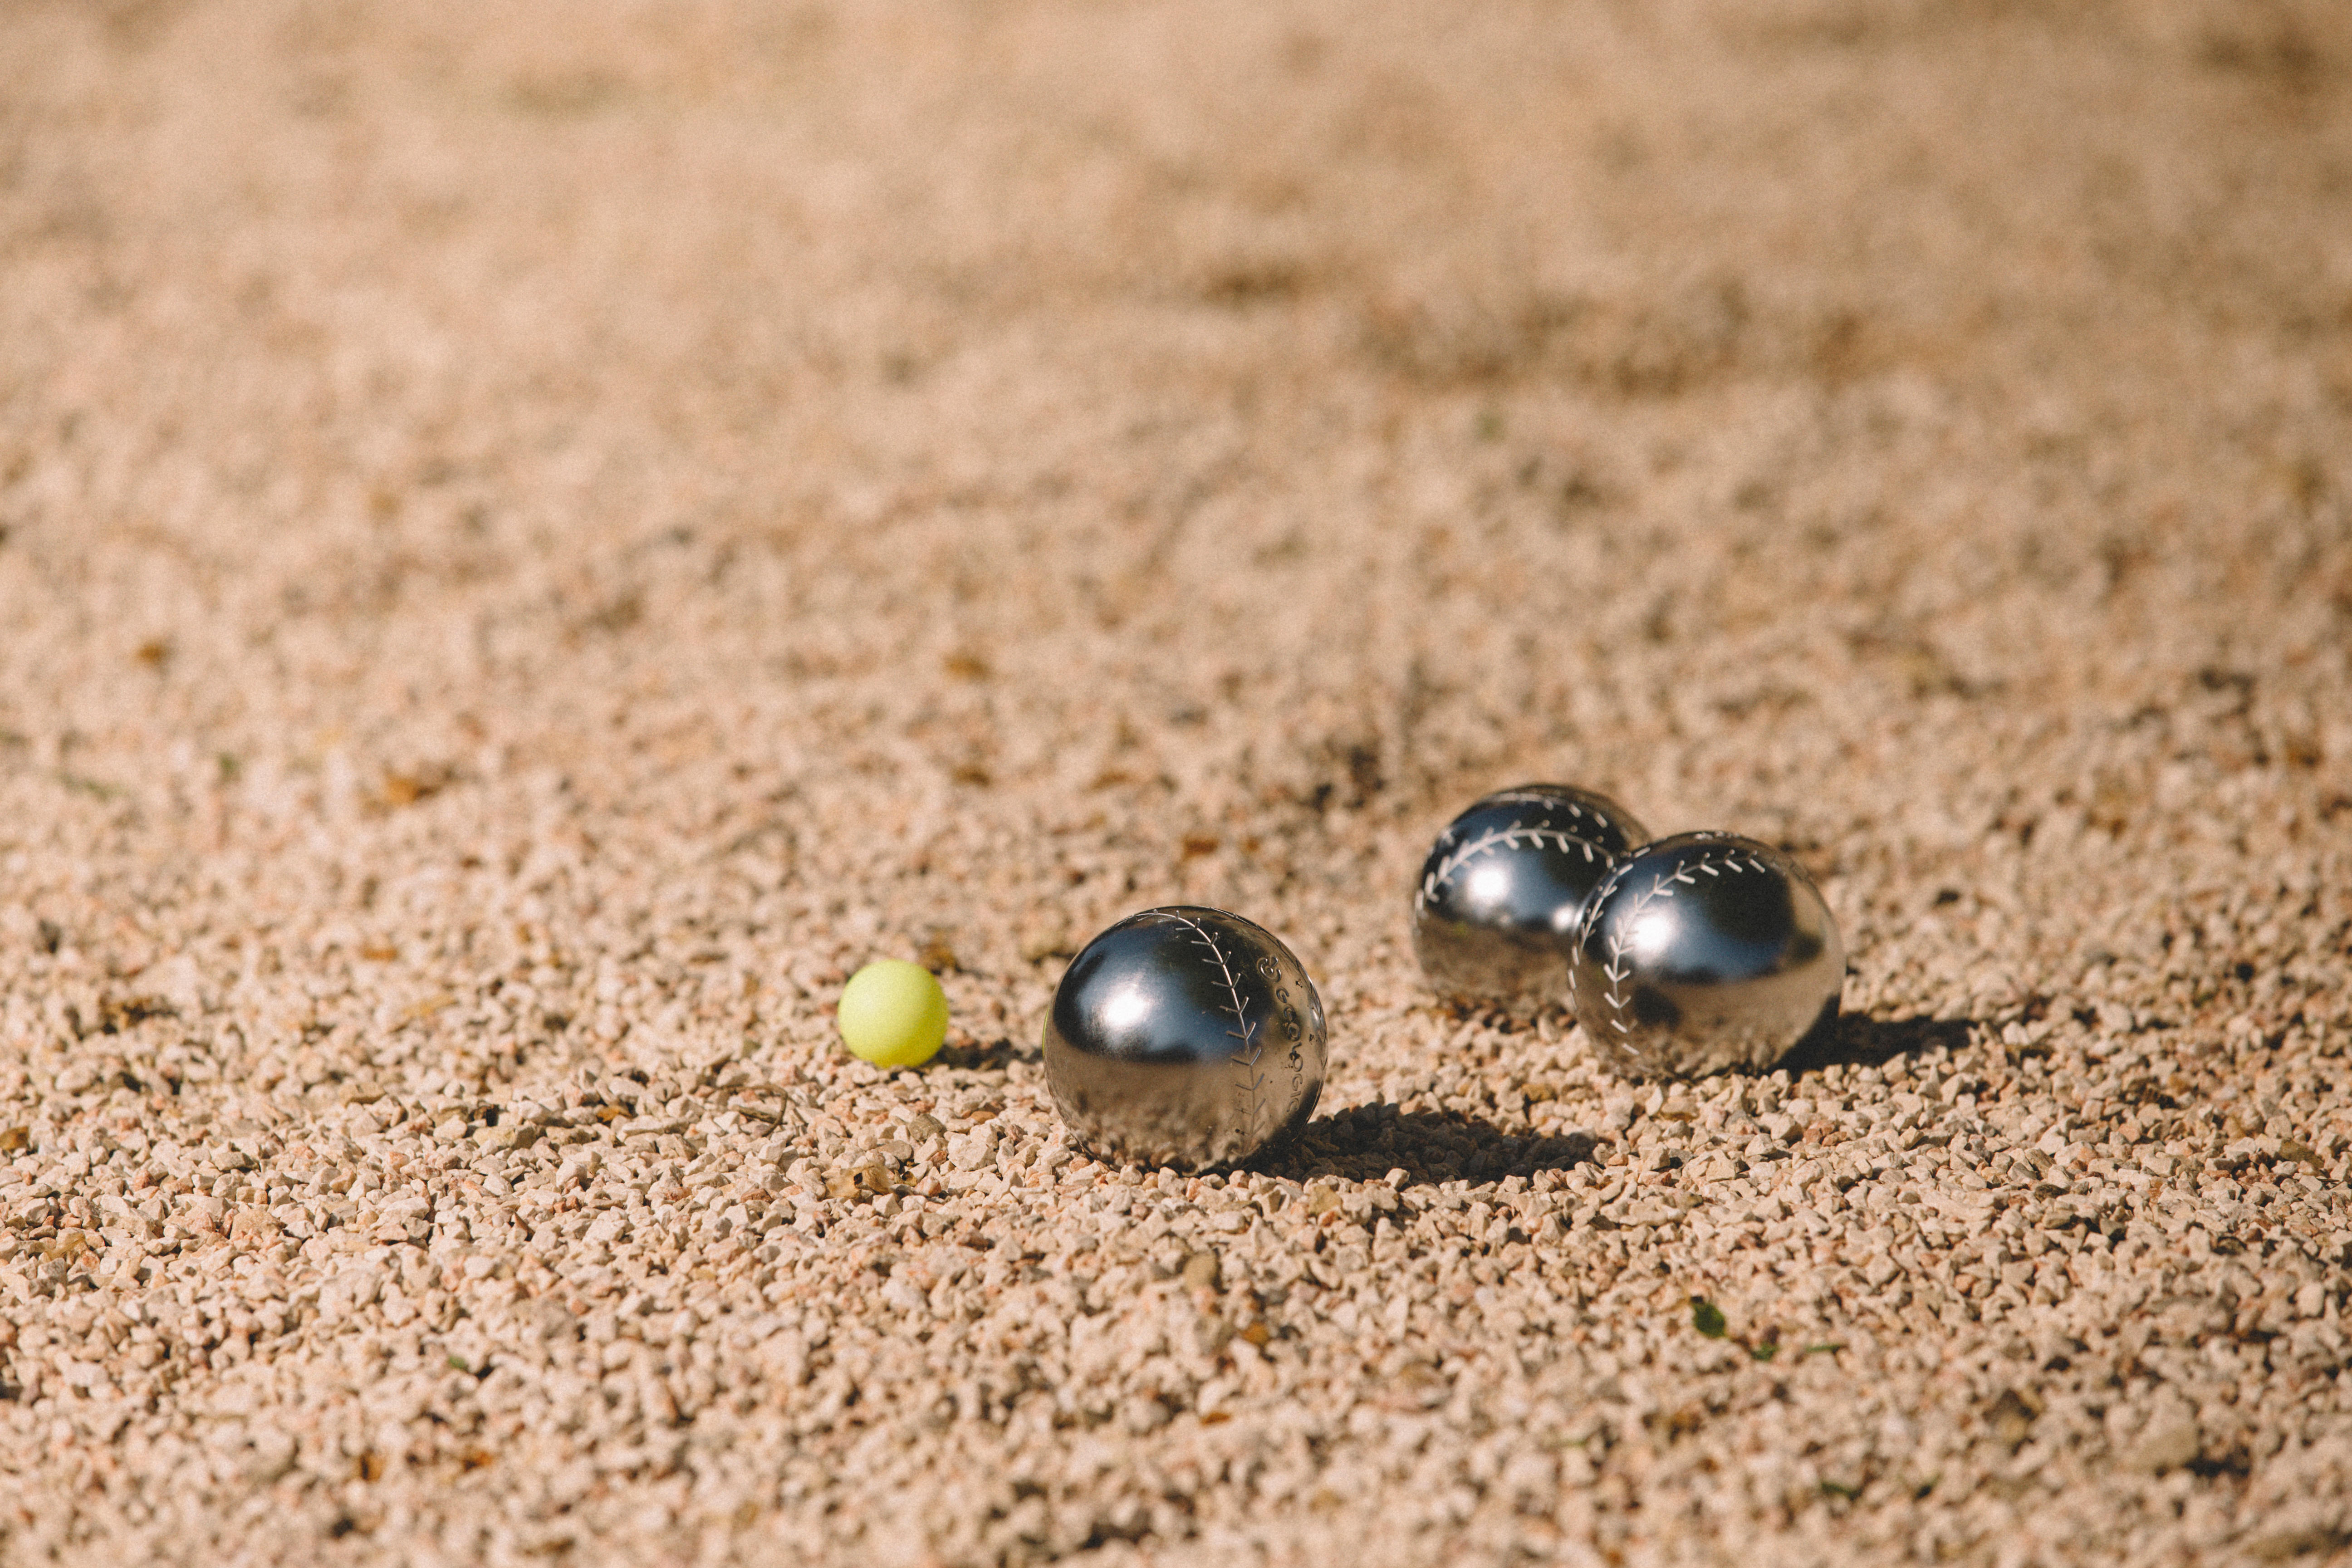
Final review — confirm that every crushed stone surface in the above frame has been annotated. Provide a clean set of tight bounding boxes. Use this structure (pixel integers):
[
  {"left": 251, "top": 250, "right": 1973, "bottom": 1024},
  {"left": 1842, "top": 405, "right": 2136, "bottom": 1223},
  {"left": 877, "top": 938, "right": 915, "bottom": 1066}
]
[{"left": 2, "top": 2, "right": 2350, "bottom": 1564}]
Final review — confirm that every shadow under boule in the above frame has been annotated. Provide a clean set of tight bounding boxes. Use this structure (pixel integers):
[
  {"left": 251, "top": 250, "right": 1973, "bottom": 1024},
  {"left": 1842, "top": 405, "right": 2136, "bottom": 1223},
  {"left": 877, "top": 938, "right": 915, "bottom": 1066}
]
[
  {"left": 1245, "top": 1102, "right": 1600, "bottom": 1189},
  {"left": 1779, "top": 1010, "right": 1976, "bottom": 1076}
]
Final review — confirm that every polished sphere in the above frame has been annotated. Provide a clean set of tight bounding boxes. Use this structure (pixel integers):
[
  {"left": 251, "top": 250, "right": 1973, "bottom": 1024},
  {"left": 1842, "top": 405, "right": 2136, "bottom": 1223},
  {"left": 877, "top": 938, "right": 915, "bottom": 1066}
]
[
  {"left": 1568, "top": 832, "right": 1843, "bottom": 1078},
  {"left": 1044, "top": 906, "right": 1327, "bottom": 1169},
  {"left": 1411, "top": 784, "right": 1649, "bottom": 1014}
]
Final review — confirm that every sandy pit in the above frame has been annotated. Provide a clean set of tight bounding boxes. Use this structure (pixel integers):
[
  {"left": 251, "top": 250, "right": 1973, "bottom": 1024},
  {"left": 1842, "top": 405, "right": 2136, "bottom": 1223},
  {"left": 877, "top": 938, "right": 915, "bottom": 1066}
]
[{"left": 3, "top": 2, "right": 2350, "bottom": 1563}]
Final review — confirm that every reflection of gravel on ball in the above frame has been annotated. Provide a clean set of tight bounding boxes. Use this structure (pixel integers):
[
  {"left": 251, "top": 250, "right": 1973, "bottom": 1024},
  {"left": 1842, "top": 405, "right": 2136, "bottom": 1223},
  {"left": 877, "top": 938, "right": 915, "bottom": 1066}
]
[
  {"left": 1411, "top": 784, "right": 1648, "bottom": 1015},
  {"left": 1568, "top": 832, "right": 1843, "bottom": 1079},
  {"left": 1043, "top": 906, "right": 1326, "bottom": 1170}
]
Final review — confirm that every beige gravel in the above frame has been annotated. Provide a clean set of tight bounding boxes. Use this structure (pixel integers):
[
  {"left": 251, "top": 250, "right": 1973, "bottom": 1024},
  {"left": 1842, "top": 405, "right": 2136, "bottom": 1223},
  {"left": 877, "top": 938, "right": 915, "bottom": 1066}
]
[{"left": 4, "top": 1, "right": 2352, "bottom": 1564}]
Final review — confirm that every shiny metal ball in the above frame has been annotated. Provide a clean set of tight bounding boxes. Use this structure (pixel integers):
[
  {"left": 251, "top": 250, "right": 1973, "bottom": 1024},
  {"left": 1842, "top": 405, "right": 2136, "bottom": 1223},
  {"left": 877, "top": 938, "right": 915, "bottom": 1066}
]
[
  {"left": 1411, "top": 784, "right": 1649, "bottom": 1015},
  {"left": 1568, "top": 832, "right": 1844, "bottom": 1078},
  {"left": 1043, "top": 906, "right": 1327, "bottom": 1170}
]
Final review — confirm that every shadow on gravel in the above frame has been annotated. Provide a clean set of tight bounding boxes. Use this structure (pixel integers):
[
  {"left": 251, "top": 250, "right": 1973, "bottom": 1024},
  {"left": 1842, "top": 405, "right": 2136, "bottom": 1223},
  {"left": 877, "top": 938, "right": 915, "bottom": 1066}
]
[
  {"left": 1234, "top": 1013, "right": 1975, "bottom": 1188},
  {"left": 934, "top": 1036, "right": 1038, "bottom": 1071},
  {"left": 1250, "top": 1103, "right": 1601, "bottom": 1190},
  {"left": 1782, "top": 1012, "right": 1976, "bottom": 1076}
]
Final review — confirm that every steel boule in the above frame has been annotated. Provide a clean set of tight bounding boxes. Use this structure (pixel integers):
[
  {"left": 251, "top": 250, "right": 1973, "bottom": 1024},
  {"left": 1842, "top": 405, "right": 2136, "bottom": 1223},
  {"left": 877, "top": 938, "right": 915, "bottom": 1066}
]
[
  {"left": 1043, "top": 906, "right": 1327, "bottom": 1169},
  {"left": 1568, "top": 831, "right": 1843, "bottom": 1078},
  {"left": 1411, "top": 783, "right": 1648, "bottom": 1015}
]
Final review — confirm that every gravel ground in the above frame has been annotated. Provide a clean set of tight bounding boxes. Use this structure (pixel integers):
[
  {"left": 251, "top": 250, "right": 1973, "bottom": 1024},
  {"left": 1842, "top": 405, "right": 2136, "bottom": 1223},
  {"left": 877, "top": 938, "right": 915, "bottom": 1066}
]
[{"left": 4, "top": 2, "right": 2352, "bottom": 1564}]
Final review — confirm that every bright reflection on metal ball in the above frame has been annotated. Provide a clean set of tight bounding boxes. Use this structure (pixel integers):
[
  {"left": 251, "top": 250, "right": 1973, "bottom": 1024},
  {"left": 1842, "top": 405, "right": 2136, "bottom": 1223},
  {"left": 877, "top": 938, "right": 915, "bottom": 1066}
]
[
  {"left": 1044, "top": 906, "right": 1327, "bottom": 1169},
  {"left": 1568, "top": 832, "right": 1844, "bottom": 1078},
  {"left": 1411, "top": 784, "right": 1649, "bottom": 1015}
]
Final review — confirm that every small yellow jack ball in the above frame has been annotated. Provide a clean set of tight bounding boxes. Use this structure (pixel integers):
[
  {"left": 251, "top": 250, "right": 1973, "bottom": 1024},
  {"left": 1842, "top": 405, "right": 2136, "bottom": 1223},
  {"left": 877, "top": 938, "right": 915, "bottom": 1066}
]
[{"left": 837, "top": 960, "right": 949, "bottom": 1068}]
